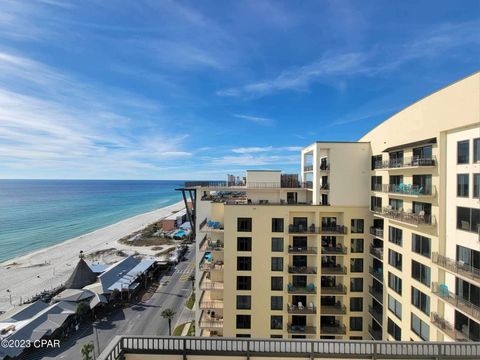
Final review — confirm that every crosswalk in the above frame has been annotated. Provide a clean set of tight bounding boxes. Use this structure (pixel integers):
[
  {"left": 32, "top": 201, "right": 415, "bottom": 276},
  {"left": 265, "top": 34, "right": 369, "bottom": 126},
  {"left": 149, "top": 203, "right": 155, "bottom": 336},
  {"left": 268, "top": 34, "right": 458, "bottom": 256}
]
[{"left": 178, "top": 263, "right": 195, "bottom": 282}]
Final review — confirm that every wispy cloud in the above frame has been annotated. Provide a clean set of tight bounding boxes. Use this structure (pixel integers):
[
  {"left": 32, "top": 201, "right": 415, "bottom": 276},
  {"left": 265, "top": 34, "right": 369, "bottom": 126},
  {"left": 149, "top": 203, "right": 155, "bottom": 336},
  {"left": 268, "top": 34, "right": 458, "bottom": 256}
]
[{"left": 232, "top": 113, "right": 275, "bottom": 126}]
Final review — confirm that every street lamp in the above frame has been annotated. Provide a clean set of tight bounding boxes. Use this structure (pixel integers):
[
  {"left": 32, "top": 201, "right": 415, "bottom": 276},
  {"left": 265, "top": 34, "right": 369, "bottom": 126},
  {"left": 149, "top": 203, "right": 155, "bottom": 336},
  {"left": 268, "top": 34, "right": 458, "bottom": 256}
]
[{"left": 6, "top": 289, "right": 12, "bottom": 305}]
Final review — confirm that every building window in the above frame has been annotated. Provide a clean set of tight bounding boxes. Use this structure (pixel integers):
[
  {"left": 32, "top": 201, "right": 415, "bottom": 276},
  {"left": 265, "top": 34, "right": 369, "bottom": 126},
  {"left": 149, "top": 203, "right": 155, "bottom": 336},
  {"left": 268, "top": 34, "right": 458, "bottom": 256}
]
[
  {"left": 350, "top": 278, "right": 363, "bottom": 292},
  {"left": 236, "top": 334, "right": 251, "bottom": 338},
  {"left": 237, "top": 257, "right": 252, "bottom": 271},
  {"left": 388, "top": 295, "right": 402, "bottom": 319},
  {"left": 350, "top": 317, "right": 363, "bottom": 331},
  {"left": 350, "top": 297, "right": 363, "bottom": 312},
  {"left": 270, "top": 335, "right": 283, "bottom": 338},
  {"left": 351, "top": 239, "right": 364, "bottom": 253},
  {"left": 237, "top": 217, "right": 252, "bottom": 232},
  {"left": 413, "top": 145, "right": 432, "bottom": 160},
  {"left": 272, "top": 218, "right": 284, "bottom": 232},
  {"left": 412, "top": 234, "right": 431, "bottom": 258},
  {"left": 371, "top": 176, "right": 382, "bottom": 191},
  {"left": 457, "top": 174, "right": 469, "bottom": 197},
  {"left": 237, "top": 237, "right": 252, "bottom": 251},
  {"left": 411, "top": 313, "right": 429, "bottom": 341},
  {"left": 371, "top": 196, "right": 382, "bottom": 212},
  {"left": 271, "top": 257, "right": 283, "bottom": 271},
  {"left": 388, "top": 272, "right": 402, "bottom": 295},
  {"left": 389, "top": 198, "right": 403, "bottom": 211},
  {"left": 455, "top": 310, "right": 480, "bottom": 341},
  {"left": 411, "top": 287, "right": 430, "bottom": 315},
  {"left": 271, "top": 237, "right": 284, "bottom": 252},
  {"left": 458, "top": 140, "right": 470, "bottom": 164},
  {"left": 474, "top": 138, "right": 480, "bottom": 162},
  {"left": 388, "top": 249, "right": 402, "bottom": 271},
  {"left": 412, "top": 260, "right": 431, "bottom": 287},
  {"left": 236, "top": 295, "right": 251, "bottom": 309},
  {"left": 270, "top": 316, "right": 283, "bottom": 330},
  {"left": 236, "top": 315, "right": 251, "bottom": 329},
  {"left": 474, "top": 174, "right": 480, "bottom": 198},
  {"left": 271, "top": 296, "right": 283, "bottom": 310},
  {"left": 271, "top": 276, "right": 283, "bottom": 291},
  {"left": 351, "top": 219, "right": 364, "bottom": 233},
  {"left": 413, "top": 174, "right": 433, "bottom": 195},
  {"left": 456, "top": 245, "right": 480, "bottom": 272},
  {"left": 350, "top": 258, "right": 364, "bottom": 273},
  {"left": 388, "top": 226, "right": 402, "bottom": 246},
  {"left": 237, "top": 276, "right": 251, "bottom": 290},
  {"left": 456, "top": 278, "right": 480, "bottom": 308},
  {"left": 387, "top": 318, "right": 401, "bottom": 340},
  {"left": 457, "top": 206, "right": 480, "bottom": 233},
  {"left": 372, "top": 155, "right": 382, "bottom": 170}
]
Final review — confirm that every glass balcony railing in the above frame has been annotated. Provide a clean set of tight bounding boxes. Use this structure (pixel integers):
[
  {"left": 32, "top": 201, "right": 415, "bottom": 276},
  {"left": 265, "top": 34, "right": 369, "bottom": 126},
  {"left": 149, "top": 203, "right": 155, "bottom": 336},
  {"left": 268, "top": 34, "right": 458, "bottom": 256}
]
[
  {"left": 368, "top": 325, "right": 382, "bottom": 340},
  {"left": 432, "top": 282, "right": 480, "bottom": 320},
  {"left": 369, "top": 285, "right": 383, "bottom": 303},
  {"left": 432, "top": 252, "right": 480, "bottom": 283},
  {"left": 369, "top": 266, "right": 383, "bottom": 282},
  {"left": 373, "top": 156, "right": 436, "bottom": 169},
  {"left": 369, "top": 305, "right": 383, "bottom": 325},
  {"left": 431, "top": 312, "right": 471, "bottom": 341}
]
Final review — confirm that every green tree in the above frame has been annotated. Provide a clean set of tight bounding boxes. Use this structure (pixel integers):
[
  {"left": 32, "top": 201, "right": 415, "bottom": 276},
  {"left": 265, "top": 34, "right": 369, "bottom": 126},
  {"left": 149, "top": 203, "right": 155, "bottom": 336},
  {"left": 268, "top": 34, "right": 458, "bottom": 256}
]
[
  {"left": 161, "top": 308, "right": 176, "bottom": 336},
  {"left": 81, "top": 342, "right": 94, "bottom": 360},
  {"left": 76, "top": 302, "right": 90, "bottom": 318}
]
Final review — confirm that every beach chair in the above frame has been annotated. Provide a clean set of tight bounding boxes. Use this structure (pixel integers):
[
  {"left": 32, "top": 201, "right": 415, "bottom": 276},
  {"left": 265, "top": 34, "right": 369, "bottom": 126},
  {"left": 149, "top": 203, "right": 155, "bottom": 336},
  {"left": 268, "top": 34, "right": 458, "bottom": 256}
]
[
  {"left": 439, "top": 284, "right": 449, "bottom": 297},
  {"left": 308, "top": 302, "right": 315, "bottom": 311},
  {"left": 207, "top": 220, "right": 214, "bottom": 228},
  {"left": 298, "top": 302, "right": 304, "bottom": 310}
]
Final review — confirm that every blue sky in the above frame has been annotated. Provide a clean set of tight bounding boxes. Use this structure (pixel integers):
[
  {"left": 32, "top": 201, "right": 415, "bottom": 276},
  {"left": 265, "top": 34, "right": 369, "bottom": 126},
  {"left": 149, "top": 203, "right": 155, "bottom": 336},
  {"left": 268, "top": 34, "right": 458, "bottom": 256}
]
[{"left": 0, "top": 0, "right": 478, "bottom": 180}]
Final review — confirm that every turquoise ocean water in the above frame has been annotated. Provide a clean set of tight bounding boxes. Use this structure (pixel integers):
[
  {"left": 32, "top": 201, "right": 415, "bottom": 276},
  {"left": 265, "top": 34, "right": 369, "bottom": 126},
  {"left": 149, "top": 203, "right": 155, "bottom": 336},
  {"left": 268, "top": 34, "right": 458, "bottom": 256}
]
[{"left": 0, "top": 180, "right": 183, "bottom": 263}]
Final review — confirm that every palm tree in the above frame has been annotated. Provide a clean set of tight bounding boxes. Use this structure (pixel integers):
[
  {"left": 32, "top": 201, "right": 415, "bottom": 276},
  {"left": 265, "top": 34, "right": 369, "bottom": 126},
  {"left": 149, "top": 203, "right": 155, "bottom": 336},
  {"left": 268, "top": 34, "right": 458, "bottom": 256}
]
[
  {"left": 81, "top": 342, "right": 94, "bottom": 360},
  {"left": 161, "top": 308, "right": 176, "bottom": 335}
]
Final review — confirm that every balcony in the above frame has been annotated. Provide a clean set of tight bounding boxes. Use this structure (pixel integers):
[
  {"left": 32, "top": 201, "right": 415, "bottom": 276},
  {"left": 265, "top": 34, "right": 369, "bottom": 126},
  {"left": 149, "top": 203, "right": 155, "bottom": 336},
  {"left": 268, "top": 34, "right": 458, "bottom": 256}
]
[
  {"left": 288, "top": 224, "right": 347, "bottom": 235},
  {"left": 369, "top": 266, "right": 383, "bottom": 282},
  {"left": 321, "top": 244, "right": 347, "bottom": 255},
  {"left": 304, "top": 165, "right": 313, "bottom": 172},
  {"left": 199, "top": 299, "right": 224, "bottom": 310},
  {"left": 199, "top": 275, "right": 224, "bottom": 291},
  {"left": 369, "top": 226, "right": 384, "bottom": 238},
  {"left": 369, "top": 305, "right": 383, "bottom": 325},
  {"left": 431, "top": 312, "right": 471, "bottom": 341},
  {"left": 321, "top": 265, "right": 347, "bottom": 275},
  {"left": 320, "top": 163, "right": 330, "bottom": 171},
  {"left": 320, "top": 184, "right": 330, "bottom": 191},
  {"left": 199, "top": 312, "right": 224, "bottom": 329},
  {"left": 287, "top": 304, "right": 317, "bottom": 314},
  {"left": 321, "top": 304, "right": 347, "bottom": 315},
  {"left": 199, "top": 237, "right": 224, "bottom": 252},
  {"left": 287, "top": 283, "right": 317, "bottom": 294},
  {"left": 369, "top": 246, "right": 384, "bottom": 260},
  {"left": 288, "top": 266, "right": 317, "bottom": 274},
  {"left": 373, "top": 156, "right": 437, "bottom": 170},
  {"left": 287, "top": 324, "right": 317, "bottom": 334},
  {"left": 372, "top": 183, "right": 434, "bottom": 197},
  {"left": 373, "top": 207, "right": 435, "bottom": 227},
  {"left": 368, "top": 325, "right": 382, "bottom": 340},
  {"left": 432, "top": 282, "right": 480, "bottom": 320},
  {"left": 432, "top": 252, "right": 480, "bottom": 283},
  {"left": 321, "top": 284, "right": 347, "bottom": 295},
  {"left": 199, "top": 218, "right": 224, "bottom": 233},
  {"left": 199, "top": 259, "right": 224, "bottom": 272},
  {"left": 288, "top": 246, "right": 317, "bottom": 255},
  {"left": 369, "top": 286, "right": 383, "bottom": 304},
  {"left": 320, "top": 323, "right": 346, "bottom": 335}
]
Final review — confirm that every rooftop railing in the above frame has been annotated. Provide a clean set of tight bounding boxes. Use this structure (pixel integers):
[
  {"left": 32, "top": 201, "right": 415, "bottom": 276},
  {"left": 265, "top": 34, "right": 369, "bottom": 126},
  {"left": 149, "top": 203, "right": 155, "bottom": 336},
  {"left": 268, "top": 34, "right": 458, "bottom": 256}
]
[
  {"left": 185, "top": 180, "right": 310, "bottom": 189},
  {"left": 431, "top": 312, "right": 471, "bottom": 341},
  {"left": 373, "top": 156, "right": 437, "bottom": 169},
  {"left": 98, "top": 336, "right": 480, "bottom": 360},
  {"left": 374, "top": 207, "right": 436, "bottom": 226},
  {"left": 432, "top": 282, "right": 480, "bottom": 320},
  {"left": 432, "top": 252, "right": 480, "bottom": 283}
]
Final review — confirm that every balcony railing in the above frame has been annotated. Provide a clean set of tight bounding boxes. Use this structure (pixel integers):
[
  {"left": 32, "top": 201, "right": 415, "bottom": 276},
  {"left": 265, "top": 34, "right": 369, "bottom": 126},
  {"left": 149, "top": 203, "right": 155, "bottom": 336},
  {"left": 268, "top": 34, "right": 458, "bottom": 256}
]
[
  {"left": 288, "top": 266, "right": 317, "bottom": 274},
  {"left": 199, "top": 238, "right": 224, "bottom": 252},
  {"left": 98, "top": 336, "right": 480, "bottom": 360},
  {"left": 200, "top": 219, "right": 224, "bottom": 232},
  {"left": 199, "top": 275, "right": 224, "bottom": 291},
  {"left": 321, "top": 245, "right": 347, "bottom": 255},
  {"left": 199, "top": 260, "right": 224, "bottom": 272},
  {"left": 432, "top": 252, "right": 480, "bottom": 283},
  {"left": 373, "top": 207, "right": 435, "bottom": 226},
  {"left": 287, "top": 325, "right": 317, "bottom": 334},
  {"left": 321, "top": 304, "right": 347, "bottom": 315},
  {"left": 372, "top": 183, "right": 434, "bottom": 196},
  {"left": 288, "top": 225, "right": 347, "bottom": 234},
  {"left": 320, "top": 324, "right": 346, "bottom": 335},
  {"left": 304, "top": 165, "right": 313, "bottom": 172},
  {"left": 369, "top": 305, "right": 383, "bottom": 325},
  {"left": 322, "top": 265, "right": 347, "bottom": 275},
  {"left": 288, "top": 246, "right": 317, "bottom": 254},
  {"left": 432, "top": 282, "right": 480, "bottom": 320},
  {"left": 199, "top": 300, "right": 224, "bottom": 310},
  {"left": 369, "top": 266, "right": 383, "bottom": 282},
  {"left": 287, "top": 284, "right": 317, "bottom": 294},
  {"left": 368, "top": 325, "right": 382, "bottom": 340},
  {"left": 369, "top": 286, "right": 383, "bottom": 304},
  {"left": 199, "top": 313, "right": 224, "bottom": 329},
  {"left": 185, "top": 180, "right": 311, "bottom": 189},
  {"left": 369, "top": 246, "right": 384, "bottom": 260},
  {"left": 369, "top": 227, "right": 384, "bottom": 238},
  {"left": 431, "top": 312, "right": 471, "bottom": 341},
  {"left": 287, "top": 304, "right": 317, "bottom": 314},
  {"left": 321, "top": 284, "right": 347, "bottom": 295},
  {"left": 373, "top": 156, "right": 437, "bottom": 169}
]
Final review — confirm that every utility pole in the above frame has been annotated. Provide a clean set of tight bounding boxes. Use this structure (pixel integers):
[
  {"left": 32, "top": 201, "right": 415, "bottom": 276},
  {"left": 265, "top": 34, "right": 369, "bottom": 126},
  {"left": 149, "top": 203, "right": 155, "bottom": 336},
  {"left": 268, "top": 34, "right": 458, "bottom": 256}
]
[{"left": 93, "top": 321, "right": 101, "bottom": 358}]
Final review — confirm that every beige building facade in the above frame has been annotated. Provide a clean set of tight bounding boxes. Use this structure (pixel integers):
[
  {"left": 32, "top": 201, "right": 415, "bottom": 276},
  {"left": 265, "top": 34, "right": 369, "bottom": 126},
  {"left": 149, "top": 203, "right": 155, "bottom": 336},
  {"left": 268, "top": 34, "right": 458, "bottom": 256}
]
[{"left": 190, "top": 72, "right": 480, "bottom": 342}]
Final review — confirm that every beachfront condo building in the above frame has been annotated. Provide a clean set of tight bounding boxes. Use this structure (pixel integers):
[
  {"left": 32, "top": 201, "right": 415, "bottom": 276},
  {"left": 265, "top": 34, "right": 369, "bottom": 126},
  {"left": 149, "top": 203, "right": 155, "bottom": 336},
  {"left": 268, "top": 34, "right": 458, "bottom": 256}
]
[{"left": 187, "top": 71, "right": 480, "bottom": 341}]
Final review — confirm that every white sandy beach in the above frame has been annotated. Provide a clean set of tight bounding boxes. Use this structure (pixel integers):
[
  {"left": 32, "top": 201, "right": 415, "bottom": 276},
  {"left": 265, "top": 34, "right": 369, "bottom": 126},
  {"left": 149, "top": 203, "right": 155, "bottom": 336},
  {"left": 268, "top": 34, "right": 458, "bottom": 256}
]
[{"left": 0, "top": 200, "right": 185, "bottom": 312}]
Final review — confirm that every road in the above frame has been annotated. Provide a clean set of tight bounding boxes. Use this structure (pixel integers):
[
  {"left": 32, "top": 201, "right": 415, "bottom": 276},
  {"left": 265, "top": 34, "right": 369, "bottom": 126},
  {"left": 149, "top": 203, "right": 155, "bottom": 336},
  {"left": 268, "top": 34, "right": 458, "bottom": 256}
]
[{"left": 30, "top": 245, "right": 195, "bottom": 360}]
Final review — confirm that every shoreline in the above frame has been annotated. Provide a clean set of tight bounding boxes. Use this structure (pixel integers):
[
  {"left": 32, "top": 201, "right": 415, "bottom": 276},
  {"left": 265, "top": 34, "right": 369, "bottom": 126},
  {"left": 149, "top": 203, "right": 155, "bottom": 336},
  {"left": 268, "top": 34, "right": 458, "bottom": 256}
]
[{"left": 0, "top": 200, "right": 185, "bottom": 311}]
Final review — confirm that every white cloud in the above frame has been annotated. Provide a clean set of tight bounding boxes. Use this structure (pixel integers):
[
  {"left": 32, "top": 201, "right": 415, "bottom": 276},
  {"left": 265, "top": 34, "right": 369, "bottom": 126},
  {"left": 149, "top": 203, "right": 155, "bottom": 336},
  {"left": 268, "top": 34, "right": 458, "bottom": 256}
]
[
  {"left": 232, "top": 113, "right": 275, "bottom": 126},
  {"left": 232, "top": 146, "right": 301, "bottom": 154}
]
